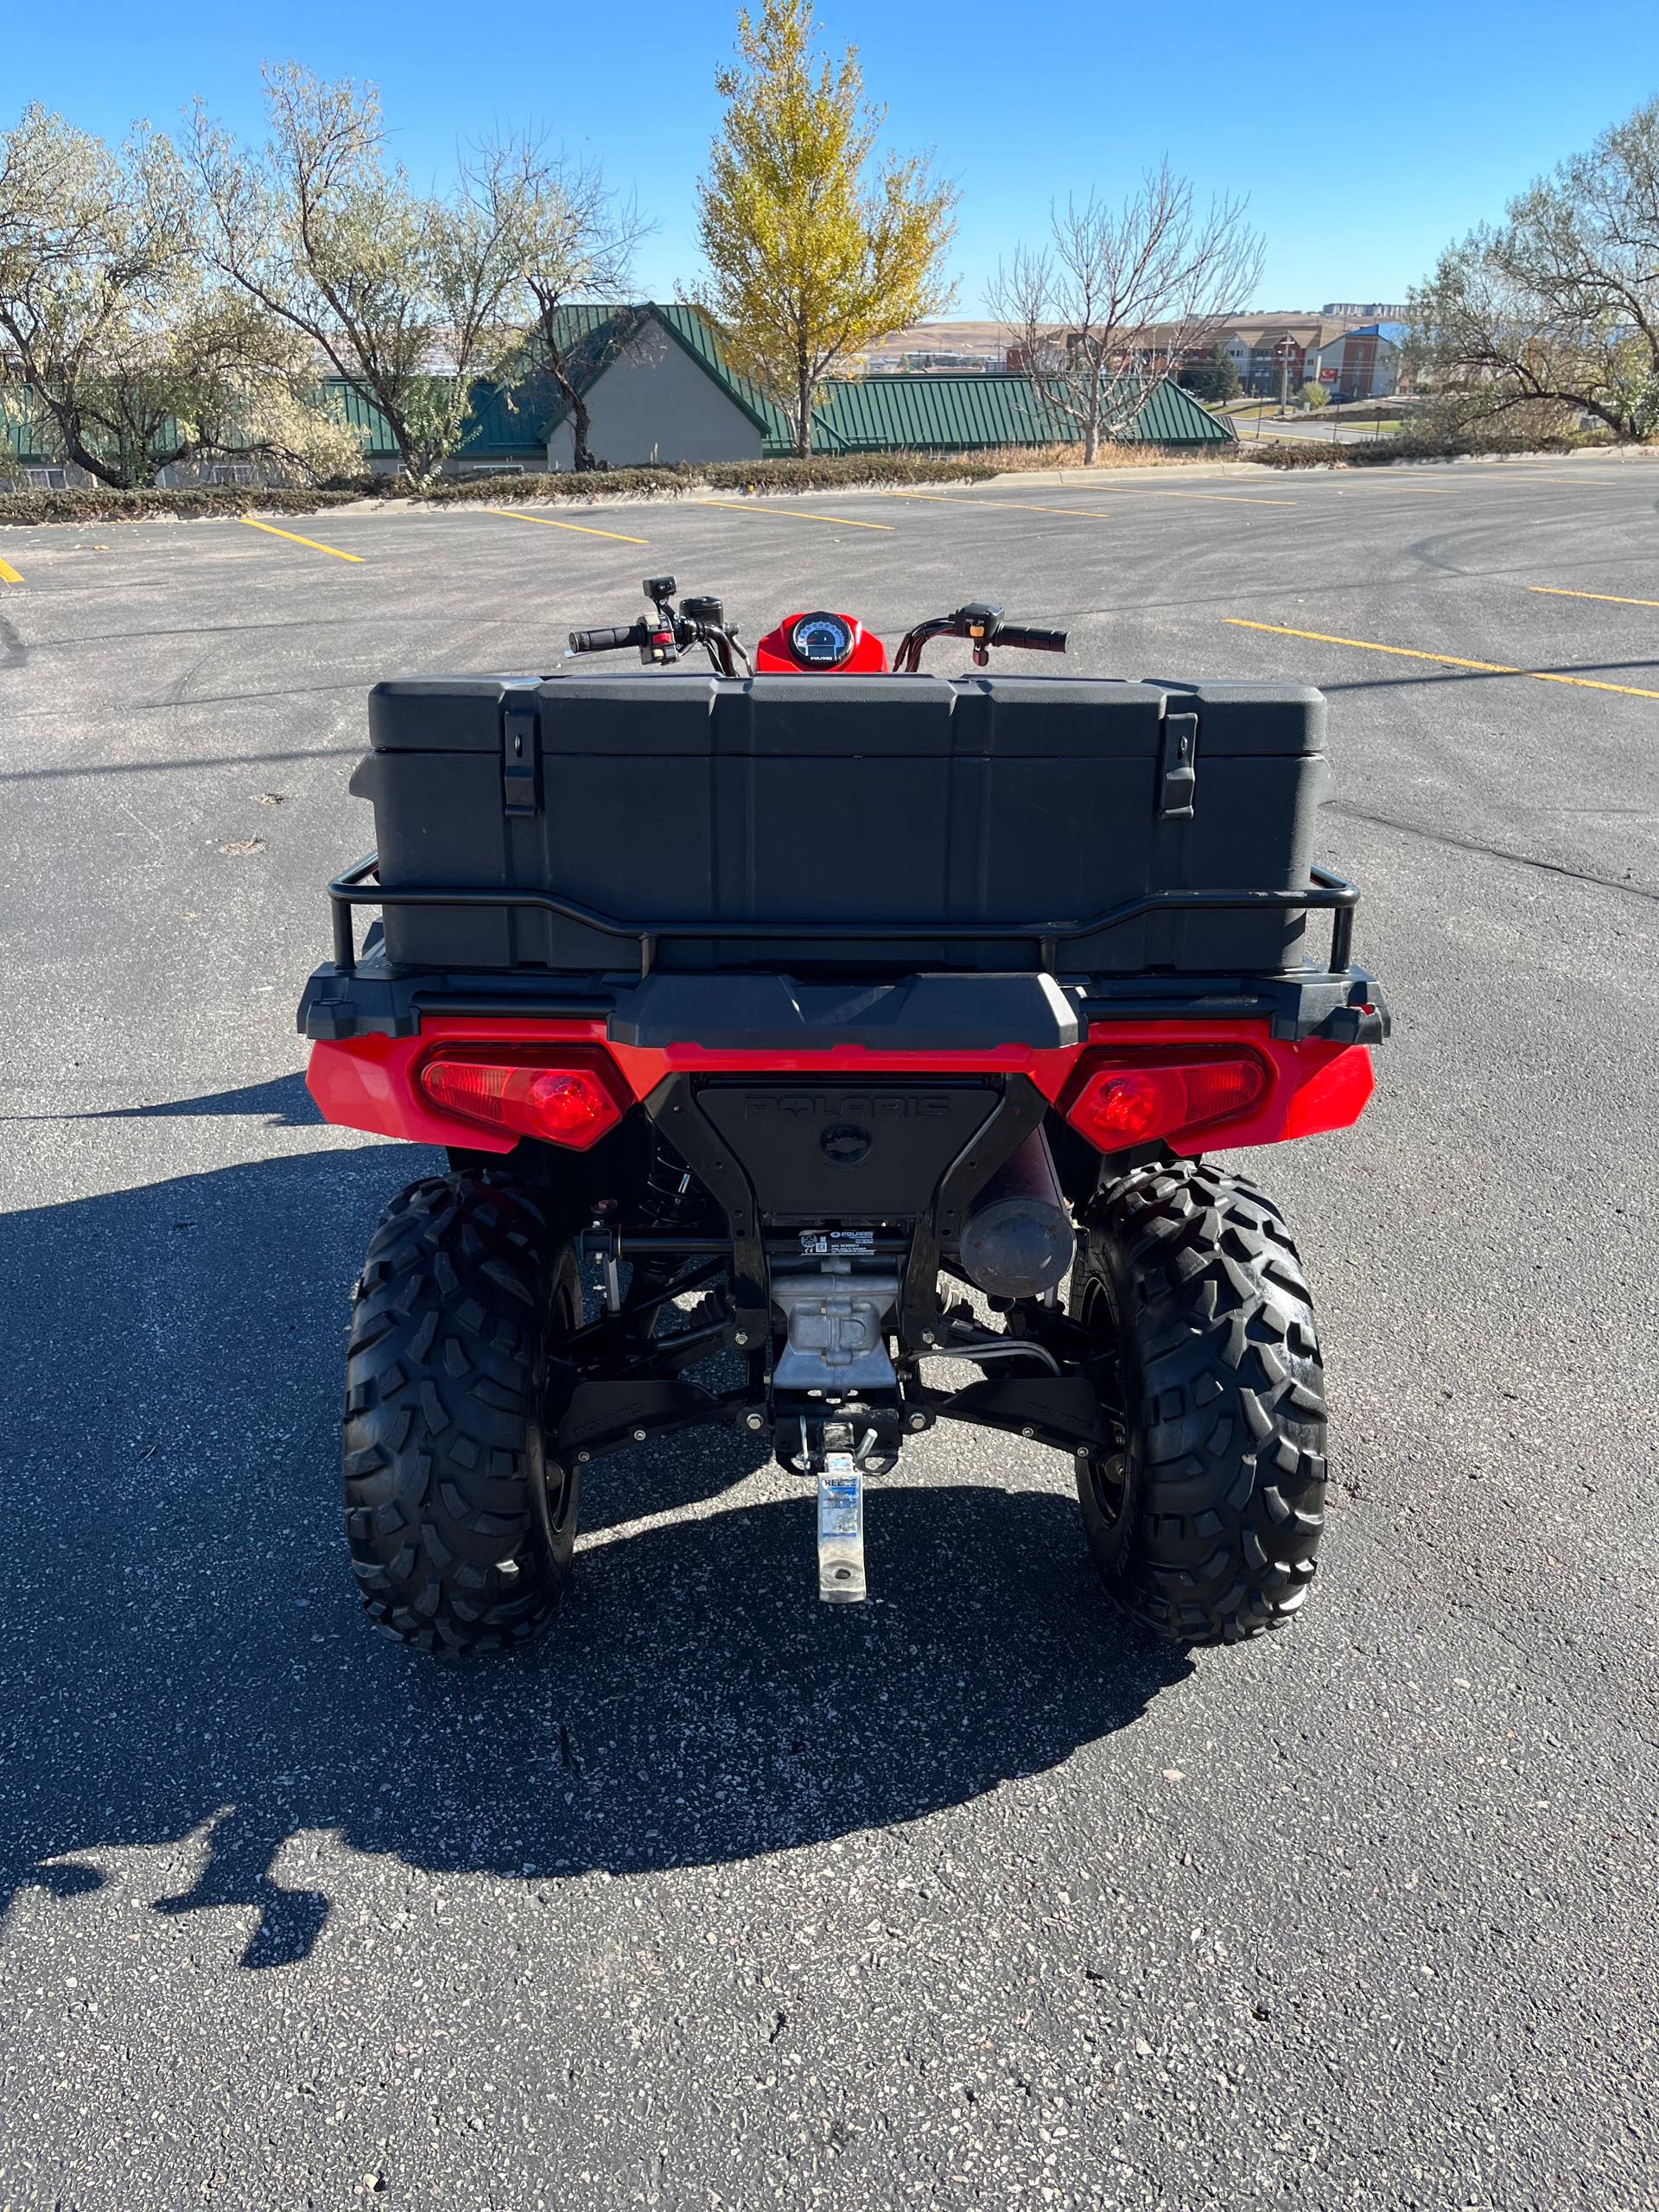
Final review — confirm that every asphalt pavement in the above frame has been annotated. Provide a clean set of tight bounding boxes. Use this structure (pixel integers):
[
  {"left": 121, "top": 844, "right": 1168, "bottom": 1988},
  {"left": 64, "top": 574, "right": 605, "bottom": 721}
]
[
  {"left": 1228, "top": 410, "right": 1384, "bottom": 445},
  {"left": 2, "top": 454, "right": 1656, "bottom": 2209}
]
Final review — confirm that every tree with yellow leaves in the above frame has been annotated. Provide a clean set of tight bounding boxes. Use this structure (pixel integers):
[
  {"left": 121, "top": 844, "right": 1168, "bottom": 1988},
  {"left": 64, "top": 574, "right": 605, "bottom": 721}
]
[{"left": 695, "top": 0, "right": 957, "bottom": 456}]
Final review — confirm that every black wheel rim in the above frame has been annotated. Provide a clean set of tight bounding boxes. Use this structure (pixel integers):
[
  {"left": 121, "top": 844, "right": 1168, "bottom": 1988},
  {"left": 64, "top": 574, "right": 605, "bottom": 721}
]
[
  {"left": 1086, "top": 1449, "right": 1129, "bottom": 1525},
  {"left": 530, "top": 1269, "right": 581, "bottom": 1550},
  {"left": 545, "top": 1454, "right": 576, "bottom": 1533},
  {"left": 1078, "top": 1276, "right": 1130, "bottom": 1531}
]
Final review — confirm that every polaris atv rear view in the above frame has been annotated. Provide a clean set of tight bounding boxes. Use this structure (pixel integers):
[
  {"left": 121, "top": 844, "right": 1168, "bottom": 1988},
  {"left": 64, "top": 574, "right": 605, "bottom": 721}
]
[{"left": 300, "top": 576, "right": 1386, "bottom": 1653}]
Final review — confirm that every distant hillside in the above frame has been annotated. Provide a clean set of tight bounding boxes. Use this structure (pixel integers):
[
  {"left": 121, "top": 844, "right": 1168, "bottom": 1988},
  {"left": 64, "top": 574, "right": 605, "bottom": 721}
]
[
  {"left": 853, "top": 321, "right": 1016, "bottom": 371},
  {"left": 852, "top": 311, "right": 1362, "bottom": 375}
]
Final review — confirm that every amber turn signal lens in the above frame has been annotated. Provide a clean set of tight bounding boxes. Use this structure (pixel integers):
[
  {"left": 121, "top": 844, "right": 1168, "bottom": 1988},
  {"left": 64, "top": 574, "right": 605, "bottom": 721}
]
[{"left": 417, "top": 1052, "right": 628, "bottom": 1149}]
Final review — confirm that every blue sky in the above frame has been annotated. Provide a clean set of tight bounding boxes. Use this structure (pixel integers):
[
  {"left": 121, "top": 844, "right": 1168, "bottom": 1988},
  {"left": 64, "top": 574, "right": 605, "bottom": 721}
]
[{"left": 5, "top": 0, "right": 1655, "bottom": 315}]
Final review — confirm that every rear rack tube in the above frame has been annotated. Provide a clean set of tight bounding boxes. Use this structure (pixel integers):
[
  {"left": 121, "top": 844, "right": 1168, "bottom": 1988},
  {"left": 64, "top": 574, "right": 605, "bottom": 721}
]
[{"left": 324, "top": 856, "right": 1361, "bottom": 982}]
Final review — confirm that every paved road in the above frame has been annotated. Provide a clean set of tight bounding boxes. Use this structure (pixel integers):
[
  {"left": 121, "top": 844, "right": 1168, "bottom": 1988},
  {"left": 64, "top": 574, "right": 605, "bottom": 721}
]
[
  {"left": 1228, "top": 410, "right": 1390, "bottom": 445},
  {"left": 2, "top": 458, "right": 1656, "bottom": 2210}
]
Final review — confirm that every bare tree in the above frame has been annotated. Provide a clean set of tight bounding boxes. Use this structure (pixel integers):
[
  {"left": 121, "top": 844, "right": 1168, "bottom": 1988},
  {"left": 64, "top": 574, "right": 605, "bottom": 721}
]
[
  {"left": 186, "top": 65, "right": 523, "bottom": 486},
  {"left": 478, "top": 137, "right": 646, "bottom": 473},
  {"left": 0, "top": 104, "right": 359, "bottom": 487},
  {"left": 991, "top": 166, "right": 1262, "bottom": 462},
  {"left": 1409, "top": 95, "right": 1659, "bottom": 441}
]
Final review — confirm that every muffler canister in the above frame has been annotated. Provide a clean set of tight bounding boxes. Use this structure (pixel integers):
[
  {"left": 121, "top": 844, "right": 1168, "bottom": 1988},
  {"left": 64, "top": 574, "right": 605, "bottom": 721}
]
[{"left": 957, "top": 1129, "right": 1074, "bottom": 1300}]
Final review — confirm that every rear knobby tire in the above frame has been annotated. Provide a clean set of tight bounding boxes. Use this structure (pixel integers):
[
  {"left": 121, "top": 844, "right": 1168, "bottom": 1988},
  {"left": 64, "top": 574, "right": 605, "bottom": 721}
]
[
  {"left": 1069, "top": 1159, "right": 1328, "bottom": 1646},
  {"left": 340, "top": 1171, "right": 582, "bottom": 1655}
]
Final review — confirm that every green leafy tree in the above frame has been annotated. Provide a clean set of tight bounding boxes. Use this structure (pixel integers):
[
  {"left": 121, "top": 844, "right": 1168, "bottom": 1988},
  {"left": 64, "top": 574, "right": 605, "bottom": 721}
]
[
  {"left": 695, "top": 0, "right": 958, "bottom": 456},
  {"left": 1177, "top": 342, "right": 1242, "bottom": 404},
  {"left": 1410, "top": 94, "right": 1659, "bottom": 442},
  {"left": 1298, "top": 378, "right": 1329, "bottom": 410},
  {"left": 187, "top": 66, "right": 522, "bottom": 486},
  {"left": 0, "top": 104, "right": 359, "bottom": 487}
]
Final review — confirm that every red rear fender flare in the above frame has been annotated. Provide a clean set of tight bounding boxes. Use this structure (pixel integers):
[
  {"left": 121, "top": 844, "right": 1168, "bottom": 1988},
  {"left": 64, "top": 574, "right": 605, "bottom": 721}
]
[{"left": 306, "top": 1016, "right": 1374, "bottom": 1157}]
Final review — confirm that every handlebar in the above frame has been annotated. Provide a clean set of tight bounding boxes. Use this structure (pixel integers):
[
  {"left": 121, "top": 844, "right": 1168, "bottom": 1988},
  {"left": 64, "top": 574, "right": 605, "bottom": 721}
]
[
  {"left": 568, "top": 621, "right": 650, "bottom": 654},
  {"left": 569, "top": 585, "right": 1064, "bottom": 679},
  {"left": 892, "top": 607, "right": 1069, "bottom": 673},
  {"left": 568, "top": 605, "right": 749, "bottom": 677}
]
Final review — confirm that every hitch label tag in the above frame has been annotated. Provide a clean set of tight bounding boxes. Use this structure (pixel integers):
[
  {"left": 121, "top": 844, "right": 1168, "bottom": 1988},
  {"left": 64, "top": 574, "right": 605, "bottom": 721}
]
[
  {"left": 818, "top": 1468, "right": 862, "bottom": 1538},
  {"left": 817, "top": 1463, "right": 867, "bottom": 1604},
  {"left": 800, "top": 1229, "right": 875, "bottom": 1256}
]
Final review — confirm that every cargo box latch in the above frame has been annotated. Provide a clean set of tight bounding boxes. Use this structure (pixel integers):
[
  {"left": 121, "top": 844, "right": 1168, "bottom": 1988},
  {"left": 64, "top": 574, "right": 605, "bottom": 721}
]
[
  {"left": 501, "top": 689, "right": 540, "bottom": 817},
  {"left": 1156, "top": 709, "right": 1198, "bottom": 821}
]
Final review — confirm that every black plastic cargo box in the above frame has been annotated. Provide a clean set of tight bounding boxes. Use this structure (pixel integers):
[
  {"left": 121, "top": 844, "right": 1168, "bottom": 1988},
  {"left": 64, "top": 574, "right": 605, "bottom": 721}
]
[{"left": 347, "top": 671, "right": 1331, "bottom": 977}]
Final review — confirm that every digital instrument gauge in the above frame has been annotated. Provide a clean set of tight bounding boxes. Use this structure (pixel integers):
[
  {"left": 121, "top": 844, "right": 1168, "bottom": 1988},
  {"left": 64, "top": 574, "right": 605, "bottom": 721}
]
[{"left": 790, "top": 611, "right": 857, "bottom": 667}]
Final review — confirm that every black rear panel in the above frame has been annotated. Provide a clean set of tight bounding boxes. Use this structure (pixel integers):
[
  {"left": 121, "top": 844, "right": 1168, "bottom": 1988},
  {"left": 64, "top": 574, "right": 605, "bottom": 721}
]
[{"left": 695, "top": 1078, "right": 1001, "bottom": 1221}]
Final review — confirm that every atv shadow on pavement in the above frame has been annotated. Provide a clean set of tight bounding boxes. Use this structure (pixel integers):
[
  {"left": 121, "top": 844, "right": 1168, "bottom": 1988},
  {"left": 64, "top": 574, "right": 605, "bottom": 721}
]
[
  {"left": 0, "top": 1143, "right": 1187, "bottom": 1969},
  {"left": 0, "top": 1070, "right": 324, "bottom": 1126}
]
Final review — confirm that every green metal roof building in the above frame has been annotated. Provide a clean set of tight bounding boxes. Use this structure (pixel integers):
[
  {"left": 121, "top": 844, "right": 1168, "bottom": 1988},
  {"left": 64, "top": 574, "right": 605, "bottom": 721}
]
[
  {"left": 486, "top": 303, "right": 1235, "bottom": 464},
  {"left": 4, "top": 303, "right": 1233, "bottom": 483},
  {"left": 536, "top": 303, "right": 797, "bottom": 457},
  {"left": 809, "top": 372, "right": 1230, "bottom": 454},
  {"left": 530, "top": 306, "right": 1235, "bottom": 458}
]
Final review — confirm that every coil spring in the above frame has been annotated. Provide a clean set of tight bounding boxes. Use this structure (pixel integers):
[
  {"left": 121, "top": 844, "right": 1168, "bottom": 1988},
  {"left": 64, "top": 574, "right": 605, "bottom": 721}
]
[{"left": 640, "top": 1136, "right": 697, "bottom": 1226}]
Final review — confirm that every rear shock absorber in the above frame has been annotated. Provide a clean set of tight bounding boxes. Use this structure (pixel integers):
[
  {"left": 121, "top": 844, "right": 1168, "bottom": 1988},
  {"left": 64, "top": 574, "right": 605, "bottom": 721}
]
[
  {"left": 588, "top": 1140, "right": 702, "bottom": 1315},
  {"left": 632, "top": 1135, "right": 723, "bottom": 1332},
  {"left": 640, "top": 1135, "right": 698, "bottom": 1229}
]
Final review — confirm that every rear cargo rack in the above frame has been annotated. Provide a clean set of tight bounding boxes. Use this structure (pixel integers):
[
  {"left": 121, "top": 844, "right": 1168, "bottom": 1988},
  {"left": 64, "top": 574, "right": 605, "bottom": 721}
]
[{"left": 326, "top": 855, "right": 1359, "bottom": 983}]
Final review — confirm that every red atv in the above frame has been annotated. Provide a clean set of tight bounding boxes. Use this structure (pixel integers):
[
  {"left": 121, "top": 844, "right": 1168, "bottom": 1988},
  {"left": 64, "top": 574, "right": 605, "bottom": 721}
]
[{"left": 301, "top": 577, "right": 1384, "bottom": 1652}]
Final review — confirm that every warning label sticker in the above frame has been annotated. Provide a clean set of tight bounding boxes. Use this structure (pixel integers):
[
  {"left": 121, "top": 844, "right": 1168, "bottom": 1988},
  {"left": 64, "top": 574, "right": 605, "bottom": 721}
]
[{"left": 798, "top": 1229, "right": 877, "bottom": 1256}]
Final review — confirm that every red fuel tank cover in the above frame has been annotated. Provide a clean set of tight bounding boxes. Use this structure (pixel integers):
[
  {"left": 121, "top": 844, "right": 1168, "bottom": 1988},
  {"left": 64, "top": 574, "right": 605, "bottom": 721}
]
[{"left": 755, "top": 610, "right": 890, "bottom": 672}]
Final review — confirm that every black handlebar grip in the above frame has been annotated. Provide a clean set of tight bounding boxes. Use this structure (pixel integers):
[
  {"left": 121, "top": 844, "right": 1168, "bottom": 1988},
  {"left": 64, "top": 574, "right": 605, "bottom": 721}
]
[
  {"left": 996, "top": 625, "right": 1068, "bottom": 653},
  {"left": 568, "top": 622, "right": 645, "bottom": 652}
]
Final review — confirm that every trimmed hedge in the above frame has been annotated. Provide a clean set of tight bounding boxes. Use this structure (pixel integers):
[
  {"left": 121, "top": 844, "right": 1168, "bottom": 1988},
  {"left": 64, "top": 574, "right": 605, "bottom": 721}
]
[
  {"left": 399, "top": 444, "right": 1234, "bottom": 493},
  {"left": 423, "top": 454, "right": 1010, "bottom": 502},
  {"left": 0, "top": 444, "right": 1245, "bottom": 525},
  {"left": 0, "top": 452, "right": 1020, "bottom": 526},
  {"left": 1233, "top": 431, "right": 1587, "bottom": 470},
  {"left": 14, "top": 434, "right": 1626, "bottom": 523},
  {"left": 0, "top": 482, "right": 373, "bottom": 524}
]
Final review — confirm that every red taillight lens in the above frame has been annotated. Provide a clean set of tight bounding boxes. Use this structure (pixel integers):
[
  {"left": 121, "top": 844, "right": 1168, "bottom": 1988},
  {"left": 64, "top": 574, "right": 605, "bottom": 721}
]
[
  {"left": 417, "top": 1051, "right": 628, "bottom": 1149},
  {"left": 1063, "top": 1053, "right": 1267, "bottom": 1152}
]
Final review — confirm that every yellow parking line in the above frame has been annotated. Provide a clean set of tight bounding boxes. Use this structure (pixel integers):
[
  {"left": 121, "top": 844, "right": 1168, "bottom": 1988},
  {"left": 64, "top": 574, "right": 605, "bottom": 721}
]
[
  {"left": 0, "top": 555, "right": 21, "bottom": 584},
  {"left": 1226, "top": 617, "right": 1659, "bottom": 701},
  {"left": 980, "top": 499, "right": 1106, "bottom": 517},
  {"left": 885, "top": 493, "right": 1089, "bottom": 518},
  {"left": 1096, "top": 485, "right": 1297, "bottom": 508},
  {"left": 1037, "top": 486, "right": 1294, "bottom": 511},
  {"left": 892, "top": 487, "right": 1293, "bottom": 515},
  {"left": 240, "top": 517, "right": 363, "bottom": 563},
  {"left": 698, "top": 500, "right": 893, "bottom": 532},
  {"left": 1467, "top": 471, "right": 1637, "bottom": 486},
  {"left": 487, "top": 506, "right": 648, "bottom": 544},
  {"left": 1529, "top": 585, "right": 1659, "bottom": 609}
]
